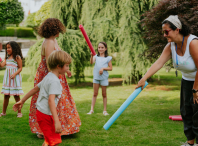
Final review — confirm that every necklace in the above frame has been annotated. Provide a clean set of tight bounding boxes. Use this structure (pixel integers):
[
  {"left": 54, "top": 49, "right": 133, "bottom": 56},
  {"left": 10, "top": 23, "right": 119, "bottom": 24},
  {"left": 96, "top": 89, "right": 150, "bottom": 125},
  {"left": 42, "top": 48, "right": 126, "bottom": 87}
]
[
  {"left": 175, "top": 36, "right": 184, "bottom": 77},
  {"left": 175, "top": 36, "right": 184, "bottom": 68}
]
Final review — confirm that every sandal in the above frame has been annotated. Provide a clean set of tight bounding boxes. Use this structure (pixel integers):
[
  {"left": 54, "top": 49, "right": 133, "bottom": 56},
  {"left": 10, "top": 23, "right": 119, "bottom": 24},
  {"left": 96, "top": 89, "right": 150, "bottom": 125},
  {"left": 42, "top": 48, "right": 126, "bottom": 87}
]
[
  {"left": 37, "top": 133, "right": 44, "bottom": 139},
  {"left": 0, "top": 113, "right": 6, "bottom": 117},
  {"left": 87, "top": 110, "right": 94, "bottom": 115},
  {"left": 17, "top": 113, "right": 22, "bottom": 118},
  {"left": 103, "top": 111, "right": 109, "bottom": 116}
]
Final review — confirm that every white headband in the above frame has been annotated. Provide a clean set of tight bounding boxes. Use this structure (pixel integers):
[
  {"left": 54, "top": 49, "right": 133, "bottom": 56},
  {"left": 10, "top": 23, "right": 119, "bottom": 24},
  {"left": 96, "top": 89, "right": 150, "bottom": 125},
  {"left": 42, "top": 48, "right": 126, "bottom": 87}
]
[{"left": 164, "top": 15, "right": 182, "bottom": 29}]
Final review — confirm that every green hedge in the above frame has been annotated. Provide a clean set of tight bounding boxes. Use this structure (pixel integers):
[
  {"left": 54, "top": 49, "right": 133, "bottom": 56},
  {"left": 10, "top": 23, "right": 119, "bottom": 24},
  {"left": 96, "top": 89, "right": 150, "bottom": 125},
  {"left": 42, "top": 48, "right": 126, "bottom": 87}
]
[{"left": 0, "top": 27, "right": 35, "bottom": 37}]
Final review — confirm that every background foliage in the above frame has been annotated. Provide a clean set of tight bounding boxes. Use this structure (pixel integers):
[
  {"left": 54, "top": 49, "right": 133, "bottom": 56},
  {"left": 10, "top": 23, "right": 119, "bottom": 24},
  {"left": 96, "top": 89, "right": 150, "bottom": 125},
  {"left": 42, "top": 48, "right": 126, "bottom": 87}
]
[
  {"left": 141, "top": 0, "right": 198, "bottom": 63},
  {"left": 0, "top": 0, "right": 24, "bottom": 29},
  {"left": 26, "top": 0, "right": 160, "bottom": 84},
  {"left": 24, "top": 0, "right": 52, "bottom": 38},
  {"left": 0, "top": 27, "right": 34, "bottom": 37}
]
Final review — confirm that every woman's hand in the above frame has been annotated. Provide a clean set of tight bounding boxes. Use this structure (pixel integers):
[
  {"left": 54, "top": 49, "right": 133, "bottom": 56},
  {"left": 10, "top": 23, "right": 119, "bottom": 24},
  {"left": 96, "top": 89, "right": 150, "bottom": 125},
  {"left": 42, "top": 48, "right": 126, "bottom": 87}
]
[
  {"left": 13, "top": 100, "right": 24, "bottom": 112},
  {"left": 10, "top": 73, "right": 16, "bottom": 79},
  {"left": 135, "top": 78, "right": 146, "bottom": 90},
  {"left": 99, "top": 68, "right": 104, "bottom": 75},
  {"left": 66, "top": 70, "right": 72, "bottom": 78},
  {"left": 193, "top": 92, "right": 198, "bottom": 104}
]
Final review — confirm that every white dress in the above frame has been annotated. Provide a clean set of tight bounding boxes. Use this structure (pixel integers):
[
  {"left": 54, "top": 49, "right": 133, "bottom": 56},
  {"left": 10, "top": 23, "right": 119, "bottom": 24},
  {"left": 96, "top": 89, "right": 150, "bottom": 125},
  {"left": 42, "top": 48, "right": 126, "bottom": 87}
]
[{"left": 1, "top": 59, "right": 24, "bottom": 96}]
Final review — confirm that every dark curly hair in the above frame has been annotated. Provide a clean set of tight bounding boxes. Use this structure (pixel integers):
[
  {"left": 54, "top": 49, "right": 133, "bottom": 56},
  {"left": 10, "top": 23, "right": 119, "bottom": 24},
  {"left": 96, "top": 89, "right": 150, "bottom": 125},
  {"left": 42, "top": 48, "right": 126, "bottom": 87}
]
[
  {"left": 97, "top": 42, "right": 108, "bottom": 57},
  {"left": 162, "top": 16, "right": 191, "bottom": 37},
  {"left": 38, "top": 18, "right": 66, "bottom": 38},
  {"left": 5, "top": 41, "right": 23, "bottom": 60}
]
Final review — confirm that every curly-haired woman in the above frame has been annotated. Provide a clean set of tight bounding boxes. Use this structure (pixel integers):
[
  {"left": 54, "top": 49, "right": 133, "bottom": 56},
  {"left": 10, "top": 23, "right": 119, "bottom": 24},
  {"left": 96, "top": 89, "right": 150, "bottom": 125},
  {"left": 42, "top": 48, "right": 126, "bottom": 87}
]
[{"left": 29, "top": 18, "right": 81, "bottom": 138}]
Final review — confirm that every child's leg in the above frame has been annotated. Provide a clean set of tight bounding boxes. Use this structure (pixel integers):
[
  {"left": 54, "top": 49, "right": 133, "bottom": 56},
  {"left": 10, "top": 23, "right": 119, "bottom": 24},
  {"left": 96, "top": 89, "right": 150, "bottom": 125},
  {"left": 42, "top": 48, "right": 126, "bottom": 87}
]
[
  {"left": 2, "top": 95, "right": 10, "bottom": 114},
  {"left": 91, "top": 83, "right": 100, "bottom": 111},
  {"left": 42, "top": 142, "right": 48, "bottom": 146},
  {"left": 101, "top": 86, "right": 107, "bottom": 111},
  {"left": 14, "top": 95, "right": 21, "bottom": 113}
]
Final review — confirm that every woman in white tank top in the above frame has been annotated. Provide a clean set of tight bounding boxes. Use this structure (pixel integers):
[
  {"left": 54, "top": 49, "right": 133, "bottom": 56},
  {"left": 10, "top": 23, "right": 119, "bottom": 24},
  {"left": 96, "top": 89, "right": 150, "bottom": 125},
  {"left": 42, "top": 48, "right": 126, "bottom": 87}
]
[{"left": 136, "top": 15, "right": 198, "bottom": 146}]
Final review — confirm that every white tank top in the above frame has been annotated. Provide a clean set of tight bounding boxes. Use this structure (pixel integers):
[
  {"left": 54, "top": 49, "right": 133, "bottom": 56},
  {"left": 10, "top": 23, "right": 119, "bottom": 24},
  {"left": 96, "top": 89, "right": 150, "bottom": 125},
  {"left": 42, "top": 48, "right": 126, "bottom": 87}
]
[{"left": 171, "top": 34, "right": 197, "bottom": 81}]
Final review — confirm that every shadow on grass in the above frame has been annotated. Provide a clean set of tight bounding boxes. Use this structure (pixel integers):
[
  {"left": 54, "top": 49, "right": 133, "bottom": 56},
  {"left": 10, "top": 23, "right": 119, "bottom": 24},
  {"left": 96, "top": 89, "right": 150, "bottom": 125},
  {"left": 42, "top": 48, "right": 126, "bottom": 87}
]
[{"left": 0, "top": 93, "right": 184, "bottom": 146}]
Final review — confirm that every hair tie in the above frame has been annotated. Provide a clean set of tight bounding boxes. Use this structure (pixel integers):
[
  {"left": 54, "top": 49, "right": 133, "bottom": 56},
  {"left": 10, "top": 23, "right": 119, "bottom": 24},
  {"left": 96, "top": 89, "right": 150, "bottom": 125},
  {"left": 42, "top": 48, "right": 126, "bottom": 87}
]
[{"left": 164, "top": 15, "right": 182, "bottom": 29}]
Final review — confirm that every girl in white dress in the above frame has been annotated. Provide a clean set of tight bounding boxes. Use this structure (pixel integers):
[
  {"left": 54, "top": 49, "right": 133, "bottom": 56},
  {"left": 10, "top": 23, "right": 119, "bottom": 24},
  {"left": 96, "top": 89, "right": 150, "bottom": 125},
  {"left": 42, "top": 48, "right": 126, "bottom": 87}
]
[{"left": 0, "top": 41, "right": 24, "bottom": 118}]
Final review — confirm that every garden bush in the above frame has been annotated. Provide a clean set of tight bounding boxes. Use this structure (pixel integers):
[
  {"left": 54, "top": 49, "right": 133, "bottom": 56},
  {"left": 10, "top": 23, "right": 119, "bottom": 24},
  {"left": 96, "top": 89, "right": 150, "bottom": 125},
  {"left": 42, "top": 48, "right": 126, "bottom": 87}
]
[{"left": 0, "top": 27, "right": 35, "bottom": 37}]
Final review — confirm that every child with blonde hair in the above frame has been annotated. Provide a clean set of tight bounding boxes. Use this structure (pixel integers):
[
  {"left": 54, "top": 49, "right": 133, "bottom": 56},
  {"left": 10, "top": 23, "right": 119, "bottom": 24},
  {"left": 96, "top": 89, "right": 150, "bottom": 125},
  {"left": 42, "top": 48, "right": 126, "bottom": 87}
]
[{"left": 13, "top": 50, "right": 72, "bottom": 146}]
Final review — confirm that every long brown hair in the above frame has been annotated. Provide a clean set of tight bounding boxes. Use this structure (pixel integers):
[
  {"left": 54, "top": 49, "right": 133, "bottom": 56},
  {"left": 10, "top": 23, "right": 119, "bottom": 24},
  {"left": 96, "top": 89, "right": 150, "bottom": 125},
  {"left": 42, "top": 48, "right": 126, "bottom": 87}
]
[
  {"left": 97, "top": 42, "right": 108, "bottom": 57},
  {"left": 5, "top": 41, "right": 23, "bottom": 60}
]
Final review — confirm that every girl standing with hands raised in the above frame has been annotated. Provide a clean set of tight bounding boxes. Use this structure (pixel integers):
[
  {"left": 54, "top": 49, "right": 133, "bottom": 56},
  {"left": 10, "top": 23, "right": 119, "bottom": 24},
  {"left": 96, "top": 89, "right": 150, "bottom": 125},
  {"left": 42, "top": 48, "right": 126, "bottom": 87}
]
[
  {"left": 0, "top": 41, "right": 23, "bottom": 118},
  {"left": 87, "top": 42, "right": 112, "bottom": 116}
]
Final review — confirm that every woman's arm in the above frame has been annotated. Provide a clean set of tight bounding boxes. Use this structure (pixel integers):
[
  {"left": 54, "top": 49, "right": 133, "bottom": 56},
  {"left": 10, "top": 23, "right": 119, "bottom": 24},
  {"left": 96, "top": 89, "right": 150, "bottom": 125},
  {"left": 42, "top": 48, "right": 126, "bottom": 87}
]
[
  {"left": 11, "top": 56, "right": 22, "bottom": 79},
  {"left": 48, "top": 94, "right": 62, "bottom": 133},
  {"left": 189, "top": 39, "right": 198, "bottom": 104},
  {"left": 136, "top": 43, "right": 172, "bottom": 89}
]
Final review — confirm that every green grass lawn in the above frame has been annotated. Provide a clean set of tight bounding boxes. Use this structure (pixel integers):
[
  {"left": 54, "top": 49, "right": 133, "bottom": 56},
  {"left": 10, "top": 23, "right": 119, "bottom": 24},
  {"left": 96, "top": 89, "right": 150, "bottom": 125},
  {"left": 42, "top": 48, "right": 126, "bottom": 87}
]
[{"left": 0, "top": 67, "right": 186, "bottom": 146}]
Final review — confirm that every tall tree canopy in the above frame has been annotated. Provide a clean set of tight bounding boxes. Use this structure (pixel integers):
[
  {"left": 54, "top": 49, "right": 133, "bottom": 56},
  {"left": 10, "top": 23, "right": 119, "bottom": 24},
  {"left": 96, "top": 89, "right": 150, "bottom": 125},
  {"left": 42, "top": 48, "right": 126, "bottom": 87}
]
[
  {"left": 141, "top": 0, "right": 198, "bottom": 63},
  {"left": 0, "top": 0, "right": 24, "bottom": 28},
  {"left": 26, "top": 0, "right": 159, "bottom": 84}
]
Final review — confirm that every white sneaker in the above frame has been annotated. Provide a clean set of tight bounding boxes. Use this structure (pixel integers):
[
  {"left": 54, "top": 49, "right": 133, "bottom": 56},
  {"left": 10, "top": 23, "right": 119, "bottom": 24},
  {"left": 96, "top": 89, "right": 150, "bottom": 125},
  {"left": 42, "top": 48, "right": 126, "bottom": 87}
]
[
  {"left": 181, "top": 141, "right": 196, "bottom": 146},
  {"left": 103, "top": 111, "right": 109, "bottom": 116},
  {"left": 87, "top": 110, "right": 94, "bottom": 114}
]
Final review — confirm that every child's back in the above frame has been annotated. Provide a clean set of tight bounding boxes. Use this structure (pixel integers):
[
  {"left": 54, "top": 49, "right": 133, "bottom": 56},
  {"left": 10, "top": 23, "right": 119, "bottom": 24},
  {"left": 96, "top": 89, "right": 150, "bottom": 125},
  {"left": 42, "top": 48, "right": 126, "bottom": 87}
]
[{"left": 36, "top": 72, "right": 62, "bottom": 115}]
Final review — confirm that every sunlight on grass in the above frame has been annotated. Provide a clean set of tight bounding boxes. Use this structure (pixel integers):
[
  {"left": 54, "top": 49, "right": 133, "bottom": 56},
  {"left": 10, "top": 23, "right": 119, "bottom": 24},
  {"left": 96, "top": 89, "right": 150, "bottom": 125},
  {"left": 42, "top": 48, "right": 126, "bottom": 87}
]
[{"left": 0, "top": 66, "right": 186, "bottom": 146}]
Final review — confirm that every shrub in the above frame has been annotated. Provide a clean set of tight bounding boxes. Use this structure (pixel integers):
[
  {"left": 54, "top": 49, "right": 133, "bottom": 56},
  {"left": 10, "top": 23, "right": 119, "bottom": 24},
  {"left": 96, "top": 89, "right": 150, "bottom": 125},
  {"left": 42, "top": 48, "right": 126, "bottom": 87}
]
[{"left": 0, "top": 27, "right": 35, "bottom": 37}]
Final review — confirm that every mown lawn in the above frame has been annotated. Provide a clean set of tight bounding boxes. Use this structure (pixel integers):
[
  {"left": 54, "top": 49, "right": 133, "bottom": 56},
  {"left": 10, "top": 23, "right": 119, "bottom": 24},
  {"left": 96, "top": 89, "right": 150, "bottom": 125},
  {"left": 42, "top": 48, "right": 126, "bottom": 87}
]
[{"left": 0, "top": 66, "right": 185, "bottom": 146}]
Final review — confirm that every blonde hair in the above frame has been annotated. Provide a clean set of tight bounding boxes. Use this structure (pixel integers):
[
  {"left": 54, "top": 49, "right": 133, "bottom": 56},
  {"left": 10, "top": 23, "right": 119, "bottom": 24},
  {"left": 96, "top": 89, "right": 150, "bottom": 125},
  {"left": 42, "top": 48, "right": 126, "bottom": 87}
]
[{"left": 47, "top": 50, "right": 72, "bottom": 70}]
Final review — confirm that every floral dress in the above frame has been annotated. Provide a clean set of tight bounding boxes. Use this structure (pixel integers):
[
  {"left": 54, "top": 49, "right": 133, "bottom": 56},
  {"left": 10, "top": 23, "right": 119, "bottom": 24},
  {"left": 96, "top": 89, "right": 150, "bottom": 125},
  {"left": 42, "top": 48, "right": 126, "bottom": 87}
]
[
  {"left": 29, "top": 47, "right": 81, "bottom": 135},
  {"left": 1, "top": 58, "right": 24, "bottom": 96}
]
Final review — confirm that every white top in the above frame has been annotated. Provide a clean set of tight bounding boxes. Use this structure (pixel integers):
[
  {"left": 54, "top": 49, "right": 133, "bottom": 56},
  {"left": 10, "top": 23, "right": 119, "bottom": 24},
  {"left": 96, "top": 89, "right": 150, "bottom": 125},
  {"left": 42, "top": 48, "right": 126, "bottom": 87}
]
[
  {"left": 171, "top": 34, "right": 197, "bottom": 81},
  {"left": 93, "top": 55, "right": 112, "bottom": 80},
  {"left": 36, "top": 72, "right": 62, "bottom": 115}
]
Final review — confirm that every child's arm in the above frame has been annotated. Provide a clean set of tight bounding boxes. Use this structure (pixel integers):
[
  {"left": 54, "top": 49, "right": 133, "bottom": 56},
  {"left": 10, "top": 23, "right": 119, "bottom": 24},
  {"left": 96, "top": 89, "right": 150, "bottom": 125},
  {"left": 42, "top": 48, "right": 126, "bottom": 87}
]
[
  {"left": 0, "top": 59, "right": 6, "bottom": 67},
  {"left": 48, "top": 94, "right": 62, "bottom": 133},
  {"left": 13, "top": 86, "right": 40, "bottom": 112},
  {"left": 11, "top": 56, "right": 22, "bottom": 79},
  {"left": 99, "top": 60, "right": 113, "bottom": 75},
  {"left": 90, "top": 53, "right": 96, "bottom": 64}
]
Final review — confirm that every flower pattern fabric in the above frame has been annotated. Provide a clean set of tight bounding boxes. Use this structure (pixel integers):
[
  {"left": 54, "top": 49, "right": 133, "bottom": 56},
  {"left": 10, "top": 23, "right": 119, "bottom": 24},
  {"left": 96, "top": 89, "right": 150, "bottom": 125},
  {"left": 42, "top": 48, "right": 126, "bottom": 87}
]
[{"left": 29, "top": 52, "right": 81, "bottom": 135}]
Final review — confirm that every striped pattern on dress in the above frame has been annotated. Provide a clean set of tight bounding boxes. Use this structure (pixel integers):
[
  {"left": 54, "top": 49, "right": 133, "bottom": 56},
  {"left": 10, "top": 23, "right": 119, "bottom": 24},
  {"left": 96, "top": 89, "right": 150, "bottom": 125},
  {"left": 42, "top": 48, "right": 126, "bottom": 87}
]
[{"left": 1, "top": 59, "right": 24, "bottom": 96}]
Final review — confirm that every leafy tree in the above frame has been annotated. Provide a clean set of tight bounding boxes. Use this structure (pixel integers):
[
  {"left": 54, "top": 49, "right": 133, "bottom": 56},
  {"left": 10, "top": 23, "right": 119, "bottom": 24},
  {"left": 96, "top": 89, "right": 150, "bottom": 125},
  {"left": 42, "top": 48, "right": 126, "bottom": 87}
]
[
  {"left": 141, "top": 0, "right": 198, "bottom": 63},
  {"left": 34, "top": 0, "right": 52, "bottom": 26},
  {"left": 51, "top": 0, "right": 90, "bottom": 84},
  {"left": 0, "top": 0, "right": 24, "bottom": 28},
  {"left": 24, "top": 12, "right": 36, "bottom": 28},
  {"left": 24, "top": 0, "right": 52, "bottom": 38},
  {"left": 26, "top": 0, "right": 159, "bottom": 84},
  {"left": 80, "top": 0, "right": 159, "bottom": 83}
]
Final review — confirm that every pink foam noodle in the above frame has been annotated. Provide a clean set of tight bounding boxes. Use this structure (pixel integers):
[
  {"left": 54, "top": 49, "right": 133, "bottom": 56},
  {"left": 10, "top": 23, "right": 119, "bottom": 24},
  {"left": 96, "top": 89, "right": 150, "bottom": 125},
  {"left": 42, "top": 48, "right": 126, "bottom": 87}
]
[
  {"left": 0, "top": 57, "right": 2, "bottom": 62},
  {"left": 169, "top": 115, "right": 182, "bottom": 121},
  {"left": 79, "top": 25, "right": 96, "bottom": 56}
]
